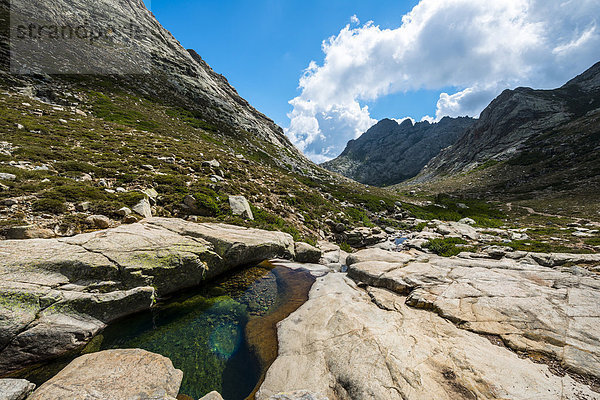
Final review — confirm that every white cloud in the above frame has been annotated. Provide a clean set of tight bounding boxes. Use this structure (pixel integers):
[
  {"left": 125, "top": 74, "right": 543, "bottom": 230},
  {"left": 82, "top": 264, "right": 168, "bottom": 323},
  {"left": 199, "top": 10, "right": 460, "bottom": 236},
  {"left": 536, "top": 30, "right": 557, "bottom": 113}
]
[
  {"left": 286, "top": 0, "right": 600, "bottom": 162},
  {"left": 350, "top": 15, "right": 360, "bottom": 25}
]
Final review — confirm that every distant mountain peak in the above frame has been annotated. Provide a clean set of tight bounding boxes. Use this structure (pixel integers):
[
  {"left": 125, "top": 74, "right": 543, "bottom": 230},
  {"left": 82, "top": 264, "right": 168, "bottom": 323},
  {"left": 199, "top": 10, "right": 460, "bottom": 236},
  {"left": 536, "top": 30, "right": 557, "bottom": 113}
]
[{"left": 322, "top": 116, "right": 475, "bottom": 186}]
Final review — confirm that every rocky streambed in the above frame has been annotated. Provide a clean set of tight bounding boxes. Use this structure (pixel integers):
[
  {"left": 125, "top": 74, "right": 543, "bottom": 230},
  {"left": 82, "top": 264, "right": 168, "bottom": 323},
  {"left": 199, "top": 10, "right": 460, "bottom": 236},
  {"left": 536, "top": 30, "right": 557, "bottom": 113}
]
[
  {"left": 2, "top": 217, "right": 600, "bottom": 399},
  {"left": 0, "top": 218, "right": 297, "bottom": 376}
]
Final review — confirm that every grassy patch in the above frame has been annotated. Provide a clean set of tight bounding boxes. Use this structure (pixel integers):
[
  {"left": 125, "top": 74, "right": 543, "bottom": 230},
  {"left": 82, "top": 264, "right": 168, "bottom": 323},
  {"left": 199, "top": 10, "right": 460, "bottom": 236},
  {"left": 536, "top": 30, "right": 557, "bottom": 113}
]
[
  {"left": 402, "top": 195, "right": 506, "bottom": 227},
  {"left": 425, "top": 237, "right": 476, "bottom": 257},
  {"left": 92, "top": 92, "right": 159, "bottom": 131}
]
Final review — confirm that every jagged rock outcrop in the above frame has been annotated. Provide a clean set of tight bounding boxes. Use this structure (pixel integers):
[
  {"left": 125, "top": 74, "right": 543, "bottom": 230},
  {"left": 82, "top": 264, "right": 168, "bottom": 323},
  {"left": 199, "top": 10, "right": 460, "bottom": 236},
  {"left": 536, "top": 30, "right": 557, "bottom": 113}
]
[
  {"left": 0, "top": 218, "right": 294, "bottom": 375},
  {"left": 322, "top": 117, "right": 474, "bottom": 186},
  {"left": 258, "top": 249, "right": 600, "bottom": 399},
  {"left": 416, "top": 61, "right": 600, "bottom": 183}
]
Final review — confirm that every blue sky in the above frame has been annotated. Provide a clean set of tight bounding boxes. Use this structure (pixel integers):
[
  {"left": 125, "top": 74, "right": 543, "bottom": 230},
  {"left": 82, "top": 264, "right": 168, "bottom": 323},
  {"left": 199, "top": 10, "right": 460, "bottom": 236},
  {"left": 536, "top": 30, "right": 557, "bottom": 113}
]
[
  {"left": 148, "top": 0, "right": 423, "bottom": 126},
  {"left": 147, "top": 1, "right": 599, "bottom": 162}
]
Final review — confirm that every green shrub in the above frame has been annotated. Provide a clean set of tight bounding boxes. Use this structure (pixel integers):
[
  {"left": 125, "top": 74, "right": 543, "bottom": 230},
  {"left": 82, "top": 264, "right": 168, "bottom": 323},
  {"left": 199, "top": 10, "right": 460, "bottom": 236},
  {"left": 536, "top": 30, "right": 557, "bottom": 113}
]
[
  {"left": 165, "top": 108, "right": 218, "bottom": 132},
  {"left": 584, "top": 237, "right": 600, "bottom": 247},
  {"left": 339, "top": 242, "right": 354, "bottom": 253},
  {"left": 425, "top": 238, "right": 475, "bottom": 257},
  {"left": 32, "top": 198, "right": 66, "bottom": 213},
  {"left": 55, "top": 161, "right": 98, "bottom": 174},
  {"left": 403, "top": 195, "right": 505, "bottom": 227},
  {"left": 117, "top": 192, "right": 147, "bottom": 207},
  {"left": 49, "top": 184, "right": 107, "bottom": 202},
  {"left": 345, "top": 207, "right": 372, "bottom": 226},
  {"left": 250, "top": 205, "right": 300, "bottom": 240}
]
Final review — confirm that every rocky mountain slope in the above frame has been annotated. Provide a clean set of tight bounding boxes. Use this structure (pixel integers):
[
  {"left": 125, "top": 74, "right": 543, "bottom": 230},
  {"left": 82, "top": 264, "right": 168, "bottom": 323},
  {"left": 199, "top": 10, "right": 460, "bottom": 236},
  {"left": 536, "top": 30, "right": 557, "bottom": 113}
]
[
  {"left": 413, "top": 62, "right": 600, "bottom": 196},
  {"left": 3, "top": 0, "right": 300, "bottom": 163},
  {"left": 322, "top": 117, "right": 474, "bottom": 186},
  {"left": 0, "top": 0, "right": 422, "bottom": 243}
]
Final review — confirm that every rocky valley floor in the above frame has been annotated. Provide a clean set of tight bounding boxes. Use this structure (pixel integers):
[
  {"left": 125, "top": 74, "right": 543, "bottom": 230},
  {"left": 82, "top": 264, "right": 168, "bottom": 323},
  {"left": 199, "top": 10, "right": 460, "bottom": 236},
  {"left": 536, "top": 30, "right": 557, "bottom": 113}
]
[{"left": 1, "top": 217, "right": 599, "bottom": 400}]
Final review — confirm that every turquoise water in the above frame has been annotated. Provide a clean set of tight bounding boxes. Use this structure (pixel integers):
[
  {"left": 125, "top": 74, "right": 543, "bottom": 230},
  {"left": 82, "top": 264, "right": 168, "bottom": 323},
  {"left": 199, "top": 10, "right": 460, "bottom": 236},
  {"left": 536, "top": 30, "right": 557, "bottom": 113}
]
[{"left": 96, "top": 264, "right": 310, "bottom": 400}]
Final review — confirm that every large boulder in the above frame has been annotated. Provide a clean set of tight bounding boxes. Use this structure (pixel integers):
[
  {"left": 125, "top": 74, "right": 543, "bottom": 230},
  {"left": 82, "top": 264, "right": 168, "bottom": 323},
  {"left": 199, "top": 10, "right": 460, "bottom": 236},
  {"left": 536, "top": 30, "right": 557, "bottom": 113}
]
[
  {"left": 228, "top": 195, "right": 254, "bottom": 220},
  {"left": 28, "top": 349, "right": 182, "bottom": 400},
  {"left": 294, "top": 242, "right": 322, "bottom": 264},
  {"left": 258, "top": 273, "right": 600, "bottom": 399},
  {"left": 132, "top": 197, "right": 152, "bottom": 218},
  {"left": 0, "top": 218, "right": 294, "bottom": 375}
]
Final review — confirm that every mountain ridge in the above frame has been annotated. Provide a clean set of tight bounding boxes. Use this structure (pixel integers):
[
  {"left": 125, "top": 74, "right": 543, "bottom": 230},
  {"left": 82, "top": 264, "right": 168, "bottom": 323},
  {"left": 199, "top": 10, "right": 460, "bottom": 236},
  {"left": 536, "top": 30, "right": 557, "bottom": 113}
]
[
  {"left": 416, "top": 61, "right": 600, "bottom": 183},
  {"left": 322, "top": 115, "right": 475, "bottom": 186}
]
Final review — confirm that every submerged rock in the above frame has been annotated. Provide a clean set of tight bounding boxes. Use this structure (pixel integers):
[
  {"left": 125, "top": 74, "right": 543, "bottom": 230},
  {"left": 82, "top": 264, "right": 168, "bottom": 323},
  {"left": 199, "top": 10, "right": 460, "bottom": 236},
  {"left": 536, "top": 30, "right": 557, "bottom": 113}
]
[
  {"left": 199, "top": 391, "right": 224, "bottom": 400},
  {"left": 28, "top": 349, "right": 182, "bottom": 400}
]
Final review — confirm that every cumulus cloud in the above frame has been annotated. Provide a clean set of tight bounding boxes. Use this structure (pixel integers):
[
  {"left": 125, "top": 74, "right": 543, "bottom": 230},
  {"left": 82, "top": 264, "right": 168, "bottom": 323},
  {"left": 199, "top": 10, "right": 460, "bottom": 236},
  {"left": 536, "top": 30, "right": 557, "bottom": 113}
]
[{"left": 286, "top": 0, "right": 600, "bottom": 162}]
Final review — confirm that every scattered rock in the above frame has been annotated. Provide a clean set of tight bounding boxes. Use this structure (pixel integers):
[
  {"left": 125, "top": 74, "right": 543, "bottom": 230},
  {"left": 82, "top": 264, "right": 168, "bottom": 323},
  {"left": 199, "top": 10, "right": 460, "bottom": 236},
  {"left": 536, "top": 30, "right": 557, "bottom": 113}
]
[
  {"left": 0, "top": 379, "right": 36, "bottom": 400},
  {"left": 0, "top": 173, "right": 16, "bottom": 181},
  {"left": 229, "top": 195, "right": 254, "bottom": 220},
  {"left": 85, "top": 215, "right": 111, "bottom": 229},
  {"left": 142, "top": 188, "right": 159, "bottom": 200},
  {"left": 458, "top": 217, "right": 476, "bottom": 225},
  {"left": 122, "top": 214, "right": 139, "bottom": 224},
  {"left": 333, "top": 223, "right": 346, "bottom": 233},
  {"left": 294, "top": 242, "right": 322, "bottom": 264},
  {"left": 132, "top": 198, "right": 152, "bottom": 219},
  {"left": 28, "top": 349, "right": 182, "bottom": 400},
  {"left": 202, "top": 159, "right": 220, "bottom": 168},
  {"left": 573, "top": 231, "right": 594, "bottom": 238},
  {"left": 117, "top": 207, "right": 132, "bottom": 217},
  {"left": 435, "top": 221, "right": 479, "bottom": 240}
]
